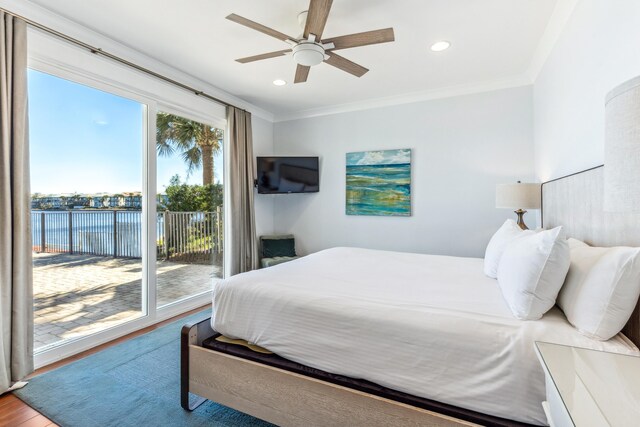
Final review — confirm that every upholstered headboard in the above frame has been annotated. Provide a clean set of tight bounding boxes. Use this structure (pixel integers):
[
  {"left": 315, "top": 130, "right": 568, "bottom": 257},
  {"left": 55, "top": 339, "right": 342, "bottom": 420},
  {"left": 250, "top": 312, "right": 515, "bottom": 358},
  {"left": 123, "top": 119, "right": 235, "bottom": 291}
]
[{"left": 541, "top": 165, "right": 640, "bottom": 348}]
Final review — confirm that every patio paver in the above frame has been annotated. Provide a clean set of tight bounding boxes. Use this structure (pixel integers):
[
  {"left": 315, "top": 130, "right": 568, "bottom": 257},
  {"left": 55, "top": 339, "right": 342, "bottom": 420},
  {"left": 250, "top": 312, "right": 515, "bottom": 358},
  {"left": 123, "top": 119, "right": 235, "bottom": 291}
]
[{"left": 33, "top": 253, "right": 220, "bottom": 350}]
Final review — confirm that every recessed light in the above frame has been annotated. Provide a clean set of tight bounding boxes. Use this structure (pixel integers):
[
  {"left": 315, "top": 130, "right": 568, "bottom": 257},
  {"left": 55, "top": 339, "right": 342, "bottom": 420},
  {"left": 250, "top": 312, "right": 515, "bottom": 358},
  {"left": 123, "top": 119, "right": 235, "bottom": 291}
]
[
  {"left": 273, "top": 79, "right": 287, "bottom": 86},
  {"left": 430, "top": 41, "right": 451, "bottom": 52}
]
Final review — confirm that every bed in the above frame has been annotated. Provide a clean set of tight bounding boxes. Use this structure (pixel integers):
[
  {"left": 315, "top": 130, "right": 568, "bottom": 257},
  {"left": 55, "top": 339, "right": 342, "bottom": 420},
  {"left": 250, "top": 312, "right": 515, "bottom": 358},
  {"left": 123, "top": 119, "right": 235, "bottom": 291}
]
[{"left": 181, "top": 165, "right": 640, "bottom": 426}]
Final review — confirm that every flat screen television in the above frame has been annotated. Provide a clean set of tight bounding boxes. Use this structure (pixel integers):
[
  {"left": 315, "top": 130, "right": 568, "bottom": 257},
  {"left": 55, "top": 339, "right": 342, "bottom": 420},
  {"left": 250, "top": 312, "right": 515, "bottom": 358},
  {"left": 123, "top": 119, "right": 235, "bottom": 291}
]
[{"left": 256, "top": 156, "right": 319, "bottom": 194}]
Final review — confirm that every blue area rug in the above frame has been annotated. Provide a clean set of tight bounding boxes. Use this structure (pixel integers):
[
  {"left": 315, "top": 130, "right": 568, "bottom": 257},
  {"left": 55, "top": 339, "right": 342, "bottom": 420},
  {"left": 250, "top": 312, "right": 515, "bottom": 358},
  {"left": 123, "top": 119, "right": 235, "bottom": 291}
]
[{"left": 16, "top": 311, "right": 273, "bottom": 427}]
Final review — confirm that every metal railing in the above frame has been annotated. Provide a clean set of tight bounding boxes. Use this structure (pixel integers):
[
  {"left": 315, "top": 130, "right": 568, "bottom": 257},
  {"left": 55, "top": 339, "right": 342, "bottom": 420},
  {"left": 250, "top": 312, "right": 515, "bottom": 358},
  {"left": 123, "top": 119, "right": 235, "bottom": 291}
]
[
  {"left": 157, "top": 210, "right": 223, "bottom": 263},
  {"left": 31, "top": 208, "right": 222, "bottom": 263}
]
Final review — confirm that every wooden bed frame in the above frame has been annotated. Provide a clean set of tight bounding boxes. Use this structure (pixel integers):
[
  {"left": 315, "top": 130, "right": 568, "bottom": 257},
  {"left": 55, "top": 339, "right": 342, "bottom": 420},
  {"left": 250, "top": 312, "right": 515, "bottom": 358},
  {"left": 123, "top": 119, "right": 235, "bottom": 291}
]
[
  {"left": 181, "top": 165, "right": 640, "bottom": 426},
  {"left": 181, "top": 318, "right": 479, "bottom": 427}
]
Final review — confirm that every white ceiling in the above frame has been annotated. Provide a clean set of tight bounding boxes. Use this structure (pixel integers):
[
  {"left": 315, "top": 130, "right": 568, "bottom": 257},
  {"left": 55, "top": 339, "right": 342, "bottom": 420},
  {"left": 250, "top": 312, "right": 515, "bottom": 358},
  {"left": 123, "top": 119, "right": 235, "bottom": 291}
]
[{"left": 28, "top": 0, "right": 558, "bottom": 120}]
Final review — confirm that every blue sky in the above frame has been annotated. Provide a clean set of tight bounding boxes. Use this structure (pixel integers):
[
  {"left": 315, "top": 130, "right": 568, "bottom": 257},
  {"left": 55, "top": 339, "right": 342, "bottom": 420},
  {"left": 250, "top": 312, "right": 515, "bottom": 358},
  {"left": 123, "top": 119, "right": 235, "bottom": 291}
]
[{"left": 28, "top": 69, "right": 223, "bottom": 194}]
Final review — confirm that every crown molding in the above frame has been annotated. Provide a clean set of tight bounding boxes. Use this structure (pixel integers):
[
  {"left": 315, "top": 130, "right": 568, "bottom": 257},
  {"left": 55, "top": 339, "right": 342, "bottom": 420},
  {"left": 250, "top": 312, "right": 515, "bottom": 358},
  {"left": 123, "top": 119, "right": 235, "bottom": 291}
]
[
  {"left": 273, "top": 75, "right": 533, "bottom": 122},
  {"left": 275, "top": 0, "right": 580, "bottom": 123},
  {"left": 2, "top": 0, "right": 579, "bottom": 125},
  {"left": 0, "top": 0, "right": 275, "bottom": 122},
  {"left": 526, "top": 0, "right": 580, "bottom": 82}
]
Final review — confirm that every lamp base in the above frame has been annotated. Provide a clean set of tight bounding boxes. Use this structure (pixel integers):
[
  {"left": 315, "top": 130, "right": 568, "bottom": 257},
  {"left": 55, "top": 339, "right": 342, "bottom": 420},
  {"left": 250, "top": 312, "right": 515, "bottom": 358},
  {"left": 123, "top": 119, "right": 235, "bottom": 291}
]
[{"left": 514, "top": 209, "right": 528, "bottom": 230}]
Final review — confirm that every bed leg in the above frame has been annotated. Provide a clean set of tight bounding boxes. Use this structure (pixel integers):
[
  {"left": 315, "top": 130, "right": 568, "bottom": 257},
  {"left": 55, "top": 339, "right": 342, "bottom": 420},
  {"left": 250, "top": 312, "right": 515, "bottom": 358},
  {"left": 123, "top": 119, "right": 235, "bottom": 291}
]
[
  {"left": 181, "top": 318, "right": 213, "bottom": 411},
  {"left": 183, "top": 394, "right": 207, "bottom": 411}
]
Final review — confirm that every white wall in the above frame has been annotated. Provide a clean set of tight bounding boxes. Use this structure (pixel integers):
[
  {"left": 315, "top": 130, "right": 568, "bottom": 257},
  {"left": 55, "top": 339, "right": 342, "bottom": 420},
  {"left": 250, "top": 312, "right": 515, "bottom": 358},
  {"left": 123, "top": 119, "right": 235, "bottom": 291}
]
[
  {"left": 272, "top": 86, "right": 534, "bottom": 258},
  {"left": 534, "top": 0, "right": 640, "bottom": 181},
  {"left": 252, "top": 116, "right": 275, "bottom": 238}
]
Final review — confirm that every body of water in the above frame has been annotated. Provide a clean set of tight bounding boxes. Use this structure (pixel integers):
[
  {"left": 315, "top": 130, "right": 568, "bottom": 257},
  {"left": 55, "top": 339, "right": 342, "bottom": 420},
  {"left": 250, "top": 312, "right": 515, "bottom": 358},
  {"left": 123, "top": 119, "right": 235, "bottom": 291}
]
[
  {"left": 346, "top": 163, "right": 411, "bottom": 216},
  {"left": 31, "top": 210, "right": 144, "bottom": 257},
  {"left": 31, "top": 210, "right": 219, "bottom": 258}
]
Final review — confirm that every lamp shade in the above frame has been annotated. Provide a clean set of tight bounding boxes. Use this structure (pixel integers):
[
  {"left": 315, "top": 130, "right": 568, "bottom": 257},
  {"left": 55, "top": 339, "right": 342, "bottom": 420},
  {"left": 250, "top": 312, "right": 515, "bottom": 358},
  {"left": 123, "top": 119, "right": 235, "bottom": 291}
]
[
  {"left": 496, "top": 183, "right": 541, "bottom": 209},
  {"left": 604, "top": 75, "right": 640, "bottom": 213}
]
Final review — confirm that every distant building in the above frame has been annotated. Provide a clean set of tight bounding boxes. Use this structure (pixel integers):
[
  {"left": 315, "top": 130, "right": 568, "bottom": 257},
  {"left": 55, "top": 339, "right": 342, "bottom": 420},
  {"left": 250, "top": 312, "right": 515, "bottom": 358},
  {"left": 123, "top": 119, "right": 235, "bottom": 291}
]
[
  {"left": 35, "top": 196, "right": 63, "bottom": 209},
  {"left": 121, "top": 192, "right": 142, "bottom": 208},
  {"left": 31, "top": 192, "right": 143, "bottom": 210}
]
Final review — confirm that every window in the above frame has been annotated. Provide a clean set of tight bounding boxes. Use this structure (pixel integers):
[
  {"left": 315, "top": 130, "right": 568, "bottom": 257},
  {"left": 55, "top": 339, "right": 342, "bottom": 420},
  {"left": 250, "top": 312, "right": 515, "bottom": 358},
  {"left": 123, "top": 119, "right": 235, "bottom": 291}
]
[
  {"left": 27, "top": 30, "right": 228, "bottom": 367},
  {"left": 155, "top": 111, "right": 224, "bottom": 308},
  {"left": 29, "top": 69, "right": 146, "bottom": 351}
]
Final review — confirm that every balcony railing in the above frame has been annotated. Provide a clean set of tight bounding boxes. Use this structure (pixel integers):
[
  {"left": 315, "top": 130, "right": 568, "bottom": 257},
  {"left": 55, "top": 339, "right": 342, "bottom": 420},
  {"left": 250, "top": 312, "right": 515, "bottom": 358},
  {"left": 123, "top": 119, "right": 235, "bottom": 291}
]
[{"left": 31, "top": 209, "right": 222, "bottom": 264}]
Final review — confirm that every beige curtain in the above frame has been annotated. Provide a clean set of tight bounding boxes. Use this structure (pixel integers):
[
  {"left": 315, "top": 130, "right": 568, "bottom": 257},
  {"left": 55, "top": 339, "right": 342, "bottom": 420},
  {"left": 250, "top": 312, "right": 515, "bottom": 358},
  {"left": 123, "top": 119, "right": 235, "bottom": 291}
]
[
  {"left": 0, "top": 12, "right": 33, "bottom": 394},
  {"left": 227, "top": 107, "right": 258, "bottom": 274}
]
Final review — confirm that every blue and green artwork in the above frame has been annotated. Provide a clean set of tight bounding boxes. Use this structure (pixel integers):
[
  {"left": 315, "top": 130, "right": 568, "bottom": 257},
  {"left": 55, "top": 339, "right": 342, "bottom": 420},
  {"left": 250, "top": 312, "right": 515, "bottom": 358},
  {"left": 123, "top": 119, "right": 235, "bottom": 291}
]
[{"left": 346, "top": 149, "right": 411, "bottom": 216}]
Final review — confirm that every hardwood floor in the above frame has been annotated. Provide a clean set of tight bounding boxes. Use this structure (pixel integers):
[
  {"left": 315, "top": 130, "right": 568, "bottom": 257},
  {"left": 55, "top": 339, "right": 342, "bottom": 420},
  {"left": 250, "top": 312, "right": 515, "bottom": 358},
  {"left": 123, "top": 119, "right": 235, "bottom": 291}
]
[
  {"left": 0, "top": 305, "right": 209, "bottom": 427},
  {"left": 0, "top": 394, "right": 54, "bottom": 427}
]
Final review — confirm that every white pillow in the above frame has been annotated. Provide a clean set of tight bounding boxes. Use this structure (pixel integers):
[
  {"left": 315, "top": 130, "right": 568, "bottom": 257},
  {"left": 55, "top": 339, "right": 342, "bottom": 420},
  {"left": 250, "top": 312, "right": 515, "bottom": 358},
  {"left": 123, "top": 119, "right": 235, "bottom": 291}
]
[
  {"left": 497, "top": 226, "right": 570, "bottom": 320},
  {"left": 484, "top": 219, "right": 532, "bottom": 278},
  {"left": 567, "top": 237, "right": 588, "bottom": 250},
  {"left": 558, "top": 241, "right": 640, "bottom": 340}
]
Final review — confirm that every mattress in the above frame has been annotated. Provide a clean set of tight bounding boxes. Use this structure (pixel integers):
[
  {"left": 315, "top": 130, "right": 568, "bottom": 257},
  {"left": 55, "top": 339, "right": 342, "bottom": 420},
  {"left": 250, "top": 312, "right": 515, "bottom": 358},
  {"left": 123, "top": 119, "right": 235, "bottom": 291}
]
[
  {"left": 212, "top": 247, "right": 640, "bottom": 425},
  {"left": 202, "top": 334, "right": 532, "bottom": 427}
]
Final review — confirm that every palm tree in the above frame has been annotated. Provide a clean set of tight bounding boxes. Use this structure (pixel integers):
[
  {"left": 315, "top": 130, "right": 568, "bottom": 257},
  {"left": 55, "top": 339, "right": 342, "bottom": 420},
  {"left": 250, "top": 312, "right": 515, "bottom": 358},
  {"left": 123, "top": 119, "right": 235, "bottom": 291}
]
[{"left": 156, "top": 113, "right": 223, "bottom": 185}]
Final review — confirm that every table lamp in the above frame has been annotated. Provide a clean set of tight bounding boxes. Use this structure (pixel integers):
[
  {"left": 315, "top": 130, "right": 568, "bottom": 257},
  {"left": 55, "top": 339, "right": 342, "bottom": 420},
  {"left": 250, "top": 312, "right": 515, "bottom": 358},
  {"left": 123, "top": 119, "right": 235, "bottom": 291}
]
[
  {"left": 604, "top": 75, "right": 640, "bottom": 213},
  {"left": 496, "top": 181, "right": 541, "bottom": 230}
]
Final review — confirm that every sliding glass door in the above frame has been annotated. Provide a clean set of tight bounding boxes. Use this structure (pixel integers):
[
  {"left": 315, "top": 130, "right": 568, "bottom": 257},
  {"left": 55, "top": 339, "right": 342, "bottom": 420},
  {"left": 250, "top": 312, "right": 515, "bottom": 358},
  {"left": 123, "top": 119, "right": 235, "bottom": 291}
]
[
  {"left": 155, "top": 111, "right": 224, "bottom": 308},
  {"left": 29, "top": 69, "right": 146, "bottom": 351},
  {"left": 25, "top": 29, "right": 227, "bottom": 366}
]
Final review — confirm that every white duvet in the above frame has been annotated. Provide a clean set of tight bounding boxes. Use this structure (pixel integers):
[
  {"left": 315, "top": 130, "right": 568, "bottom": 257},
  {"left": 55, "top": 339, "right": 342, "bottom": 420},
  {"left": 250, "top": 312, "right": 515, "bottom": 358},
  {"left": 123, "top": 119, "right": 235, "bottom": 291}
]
[{"left": 212, "top": 247, "right": 639, "bottom": 425}]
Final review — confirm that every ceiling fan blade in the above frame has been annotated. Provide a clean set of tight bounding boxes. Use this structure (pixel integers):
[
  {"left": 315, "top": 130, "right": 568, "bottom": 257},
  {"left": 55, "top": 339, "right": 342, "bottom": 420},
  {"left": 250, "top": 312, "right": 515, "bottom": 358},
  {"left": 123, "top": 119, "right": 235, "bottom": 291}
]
[
  {"left": 236, "top": 49, "right": 292, "bottom": 64},
  {"left": 323, "top": 28, "right": 395, "bottom": 50},
  {"left": 303, "top": 0, "right": 333, "bottom": 40},
  {"left": 294, "top": 65, "right": 310, "bottom": 83},
  {"left": 324, "top": 53, "right": 368, "bottom": 77},
  {"left": 226, "top": 14, "right": 295, "bottom": 42}
]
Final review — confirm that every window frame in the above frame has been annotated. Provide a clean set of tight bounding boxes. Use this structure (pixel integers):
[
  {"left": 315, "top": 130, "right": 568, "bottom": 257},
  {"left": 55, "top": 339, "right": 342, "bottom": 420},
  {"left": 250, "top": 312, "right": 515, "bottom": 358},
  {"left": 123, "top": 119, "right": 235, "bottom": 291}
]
[
  {"left": 155, "top": 106, "right": 227, "bottom": 308},
  {"left": 28, "top": 31, "right": 225, "bottom": 368}
]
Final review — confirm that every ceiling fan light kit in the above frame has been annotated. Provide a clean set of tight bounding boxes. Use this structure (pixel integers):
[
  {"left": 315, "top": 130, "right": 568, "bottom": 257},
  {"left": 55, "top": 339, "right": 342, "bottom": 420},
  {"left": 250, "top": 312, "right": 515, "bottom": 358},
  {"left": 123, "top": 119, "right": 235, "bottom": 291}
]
[
  {"left": 292, "top": 42, "right": 325, "bottom": 66},
  {"left": 226, "top": 0, "right": 395, "bottom": 83}
]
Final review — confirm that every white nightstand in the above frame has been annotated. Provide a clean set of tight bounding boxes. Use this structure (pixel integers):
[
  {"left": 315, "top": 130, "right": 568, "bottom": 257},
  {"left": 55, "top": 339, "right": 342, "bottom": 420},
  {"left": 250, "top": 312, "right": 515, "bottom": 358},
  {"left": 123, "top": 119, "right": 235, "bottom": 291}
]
[{"left": 534, "top": 341, "right": 640, "bottom": 427}]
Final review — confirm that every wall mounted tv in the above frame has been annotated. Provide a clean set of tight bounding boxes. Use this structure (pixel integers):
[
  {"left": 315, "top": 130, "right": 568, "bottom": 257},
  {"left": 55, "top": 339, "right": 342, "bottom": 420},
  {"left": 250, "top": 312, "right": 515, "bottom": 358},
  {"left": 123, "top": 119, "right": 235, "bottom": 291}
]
[{"left": 257, "top": 156, "right": 319, "bottom": 194}]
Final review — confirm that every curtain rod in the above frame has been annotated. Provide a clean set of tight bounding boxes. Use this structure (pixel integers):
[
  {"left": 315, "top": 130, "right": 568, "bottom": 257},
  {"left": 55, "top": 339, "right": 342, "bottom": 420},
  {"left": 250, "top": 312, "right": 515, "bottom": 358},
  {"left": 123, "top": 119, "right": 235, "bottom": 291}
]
[{"left": 0, "top": 6, "right": 246, "bottom": 113}]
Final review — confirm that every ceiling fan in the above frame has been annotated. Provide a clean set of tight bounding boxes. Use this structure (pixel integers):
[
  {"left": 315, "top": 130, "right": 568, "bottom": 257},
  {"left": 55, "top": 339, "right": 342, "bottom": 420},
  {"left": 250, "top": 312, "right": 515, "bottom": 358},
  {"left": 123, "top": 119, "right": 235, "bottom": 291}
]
[{"left": 226, "top": 0, "right": 395, "bottom": 83}]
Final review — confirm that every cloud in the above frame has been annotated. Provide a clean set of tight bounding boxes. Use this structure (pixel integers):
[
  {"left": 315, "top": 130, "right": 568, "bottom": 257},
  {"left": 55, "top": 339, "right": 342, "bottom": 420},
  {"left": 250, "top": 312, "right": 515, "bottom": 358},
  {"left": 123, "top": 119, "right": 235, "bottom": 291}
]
[
  {"left": 91, "top": 111, "right": 109, "bottom": 126},
  {"left": 347, "top": 149, "right": 410, "bottom": 166},
  {"left": 357, "top": 151, "right": 385, "bottom": 165},
  {"left": 385, "top": 149, "right": 411, "bottom": 164}
]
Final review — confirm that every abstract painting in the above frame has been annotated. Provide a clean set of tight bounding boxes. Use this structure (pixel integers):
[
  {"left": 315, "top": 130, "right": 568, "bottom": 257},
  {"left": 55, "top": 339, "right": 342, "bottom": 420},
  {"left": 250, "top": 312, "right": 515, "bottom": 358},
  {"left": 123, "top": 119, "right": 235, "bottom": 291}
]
[{"left": 346, "top": 149, "right": 411, "bottom": 216}]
